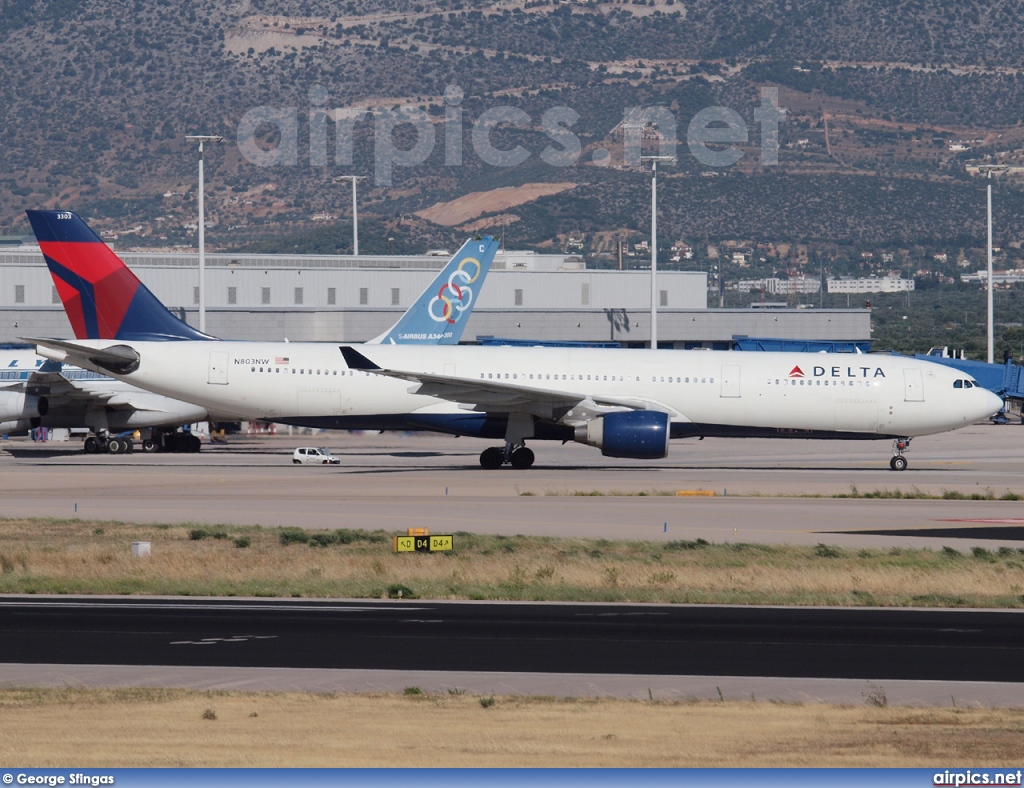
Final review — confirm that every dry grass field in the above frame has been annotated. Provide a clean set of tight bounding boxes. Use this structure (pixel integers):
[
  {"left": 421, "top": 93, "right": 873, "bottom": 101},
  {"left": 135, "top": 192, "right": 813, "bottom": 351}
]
[
  {"left": 1, "top": 688, "right": 1023, "bottom": 767},
  {"left": 1, "top": 517, "right": 1023, "bottom": 607}
]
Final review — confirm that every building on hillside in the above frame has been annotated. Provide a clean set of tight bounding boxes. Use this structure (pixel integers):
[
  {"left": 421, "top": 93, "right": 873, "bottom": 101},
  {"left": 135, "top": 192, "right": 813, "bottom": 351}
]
[
  {"left": 827, "top": 276, "right": 914, "bottom": 294},
  {"left": 735, "top": 276, "right": 820, "bottom": 295},
  {"left": 961, "top": 270, "right": 1024, "bottom": 287}
]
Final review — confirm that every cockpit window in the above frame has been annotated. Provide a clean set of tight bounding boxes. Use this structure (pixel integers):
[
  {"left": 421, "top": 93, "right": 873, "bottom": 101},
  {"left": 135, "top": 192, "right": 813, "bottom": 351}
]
[
  {"left": 965, "top": 380, "right": 974, "bottom": 388},
  {"left": 953, "top": 380, "right": 963, "bottom": 389}
]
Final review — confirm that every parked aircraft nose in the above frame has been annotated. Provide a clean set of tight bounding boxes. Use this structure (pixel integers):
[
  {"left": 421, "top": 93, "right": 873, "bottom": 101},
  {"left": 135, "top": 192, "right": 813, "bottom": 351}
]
[{"left": 980, "top": 389, "right": 1004, "bottom": 421}]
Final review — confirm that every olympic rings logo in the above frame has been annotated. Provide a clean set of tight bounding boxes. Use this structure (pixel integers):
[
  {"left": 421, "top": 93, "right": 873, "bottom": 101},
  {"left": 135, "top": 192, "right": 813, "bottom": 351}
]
[{"left": 428, "top": 255, "right": 483, "bottom": 324}]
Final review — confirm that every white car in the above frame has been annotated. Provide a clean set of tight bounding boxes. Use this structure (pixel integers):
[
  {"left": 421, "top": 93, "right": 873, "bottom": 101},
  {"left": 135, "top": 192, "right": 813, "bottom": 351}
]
[{"left": 292, "top": 447, "right": 340, "bottom": 465}]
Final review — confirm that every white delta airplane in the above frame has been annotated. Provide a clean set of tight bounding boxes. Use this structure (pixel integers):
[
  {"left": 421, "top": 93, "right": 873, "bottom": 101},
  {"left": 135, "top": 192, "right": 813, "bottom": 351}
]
[
  {"left": 27, "top": 211, "right": 1001, "bottom": 471},
  {"left": 13, "top": 209, "right": 498, "bottom": 454}
]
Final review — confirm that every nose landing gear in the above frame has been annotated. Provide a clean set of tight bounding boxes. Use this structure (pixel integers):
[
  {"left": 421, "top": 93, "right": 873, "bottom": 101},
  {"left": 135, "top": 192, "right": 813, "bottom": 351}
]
[{"left": 889, "top": 438, "right": 911, "bottom": 471}]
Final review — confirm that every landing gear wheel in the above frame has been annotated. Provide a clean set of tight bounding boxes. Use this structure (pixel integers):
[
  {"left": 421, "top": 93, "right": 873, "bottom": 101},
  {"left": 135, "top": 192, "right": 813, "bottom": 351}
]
[
  {"left": 123, "top": 439, "right": 134, "bottom": 454},
  {"left": 480, "top": 447, "right": 504, "bottom": 469},
  {"left": 107, "top": 438, "right": 123, "bottom": 455},
  {"left": 510, "top": 447, "right": 535, "bottom": 469},
  {"left": 890, "top": 455, "right": 908, "bottom": 471},
  {"left": 84, "top": 436, "right": 99, "bottom": 454},
  {"left": 142, "top": 439, "right": 156, "bottom": 453}
]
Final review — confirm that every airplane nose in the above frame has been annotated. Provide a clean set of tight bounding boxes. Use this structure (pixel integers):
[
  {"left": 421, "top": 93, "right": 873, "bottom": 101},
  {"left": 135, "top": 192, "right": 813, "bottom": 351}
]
[{"left": 982, "top": 390, "right": 1004, "bottom": 419}]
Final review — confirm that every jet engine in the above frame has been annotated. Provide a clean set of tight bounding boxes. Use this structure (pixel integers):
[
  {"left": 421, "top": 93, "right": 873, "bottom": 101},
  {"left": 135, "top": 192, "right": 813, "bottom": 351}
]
[
  {"left": 0, "top": 419, "right": 39, "bottom": 434},
  {"left": 574, "top": 410, "right": 670, "bottom": 459},
  {"left": 0, "top": 391, "right": 47, "bottom": 421}
]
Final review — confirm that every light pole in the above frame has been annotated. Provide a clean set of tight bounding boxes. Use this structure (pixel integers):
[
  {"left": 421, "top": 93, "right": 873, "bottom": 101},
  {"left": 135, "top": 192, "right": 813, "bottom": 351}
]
[
  {"left": 975, "top": 165, "right": 1008, "bottom": 363},
  {"left": 640, "top": 155, "right": 675, "bottom": 350},
  {"left": 334, "top": 175, "right": 366, "bottom": 256},
  {"left": 184, "top": 135, "right": 223, "bottom": 334}
]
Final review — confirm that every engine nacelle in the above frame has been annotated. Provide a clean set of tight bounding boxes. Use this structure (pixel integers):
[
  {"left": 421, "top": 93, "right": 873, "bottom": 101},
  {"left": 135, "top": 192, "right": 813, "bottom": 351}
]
[
  {"left": 0, "top": 419, "right": 39, "bottom": 434},
  {"left": 0, "top": 391, "right": 47, "bottom": 421},
  {"left": 574, "top": 410, "right": 670, "bottom": 460}
]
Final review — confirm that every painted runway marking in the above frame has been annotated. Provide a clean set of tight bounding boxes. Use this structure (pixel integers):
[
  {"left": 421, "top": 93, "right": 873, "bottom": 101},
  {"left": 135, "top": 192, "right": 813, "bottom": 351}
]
[{"left": 939, "top": 518, "right": 1024, "bottom": 524}]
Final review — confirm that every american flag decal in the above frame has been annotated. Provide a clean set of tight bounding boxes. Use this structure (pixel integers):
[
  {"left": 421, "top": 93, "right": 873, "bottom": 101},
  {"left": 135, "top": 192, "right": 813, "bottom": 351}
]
[{"left": 276, "top": 357, "right": 289, "bottom": 365}]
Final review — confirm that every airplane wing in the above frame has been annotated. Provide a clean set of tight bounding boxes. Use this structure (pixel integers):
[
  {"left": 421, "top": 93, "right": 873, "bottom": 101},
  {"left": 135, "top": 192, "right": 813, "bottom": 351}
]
[
  {"left": 15, "top": 361, "right": 168, "bottom": 412},
  {"left": 24, "top": 371, "right": 140, "bottom": 410},
  {"left": 340, "top": 347, "right": 687, "bottom": 424},
  {"left": 0, "top": 360, "right": 81, "bottom": 397}
]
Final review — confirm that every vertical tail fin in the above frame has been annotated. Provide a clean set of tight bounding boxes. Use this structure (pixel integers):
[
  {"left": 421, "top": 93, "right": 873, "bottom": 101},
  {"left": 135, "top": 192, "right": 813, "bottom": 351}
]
[
  {"left": 369, "top": 235, "right": 500, "bottom": 345},
  {"left": 26, "top": 210, "right": 214, "bottom": 341}
]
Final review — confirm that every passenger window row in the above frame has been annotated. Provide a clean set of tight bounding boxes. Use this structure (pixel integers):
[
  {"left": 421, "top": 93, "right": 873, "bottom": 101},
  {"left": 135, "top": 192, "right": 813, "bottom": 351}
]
[
  {"left": 768, "top": 379, "right": 871, "bottom": 387},
  {"left": 478, "top": 372, "right": 713, "bottom": 384},
  {"left": 248, "top": 368, "right": 371, "bottom": 376}
]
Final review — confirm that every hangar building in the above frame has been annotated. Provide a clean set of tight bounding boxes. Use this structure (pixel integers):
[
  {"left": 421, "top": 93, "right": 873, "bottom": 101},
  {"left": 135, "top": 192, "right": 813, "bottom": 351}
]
[{"left": 0, "top": 247, "right": 870, "bottom": 347}]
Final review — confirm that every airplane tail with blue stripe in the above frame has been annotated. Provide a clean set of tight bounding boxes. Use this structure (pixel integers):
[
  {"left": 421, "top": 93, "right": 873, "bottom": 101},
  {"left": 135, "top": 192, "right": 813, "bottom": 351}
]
[
  {"left": 369, "top": 235, "right": 499, "bottom": 345},
  {"left": 26, "top": 210, "right": 214, "bottom": 341}
]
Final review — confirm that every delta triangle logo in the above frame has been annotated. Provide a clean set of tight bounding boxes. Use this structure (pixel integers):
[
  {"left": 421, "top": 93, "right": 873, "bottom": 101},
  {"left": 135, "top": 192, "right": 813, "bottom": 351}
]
[{"left": 788, "top": 365, "right": 805, "bottom": 378}]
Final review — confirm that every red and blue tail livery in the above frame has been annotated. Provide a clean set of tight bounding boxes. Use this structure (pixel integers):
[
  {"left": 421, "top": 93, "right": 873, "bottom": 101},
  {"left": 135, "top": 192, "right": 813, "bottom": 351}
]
[{"left": 26, "top": 210, "right": 213, "bottom": 341}]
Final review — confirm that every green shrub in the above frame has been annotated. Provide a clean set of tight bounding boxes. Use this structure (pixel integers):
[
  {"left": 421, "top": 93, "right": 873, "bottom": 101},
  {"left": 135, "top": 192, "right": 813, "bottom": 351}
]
[
  {"left": 278, "top": 528, "right": 310, "bottom": 546},
  {"left": 233, "top": 537, "right": 251, "bottom": 549},
  {"left": 188, "top": 528, "right": 209, "bottom": 540},
  {"left": 664, "top": 538, "right": 710, "bottom": 551},
  {"left": 387, "top": 583, "right": 416, "bottom": 599},
  {"left": 308, "top": 533, "right": 335, "bottom": 548}
]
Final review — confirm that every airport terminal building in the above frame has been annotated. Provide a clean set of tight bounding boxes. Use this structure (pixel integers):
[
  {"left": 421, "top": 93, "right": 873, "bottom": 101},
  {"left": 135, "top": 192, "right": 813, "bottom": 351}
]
[{"left": 0, "top": 246, "right": 870, "bottom": 347}]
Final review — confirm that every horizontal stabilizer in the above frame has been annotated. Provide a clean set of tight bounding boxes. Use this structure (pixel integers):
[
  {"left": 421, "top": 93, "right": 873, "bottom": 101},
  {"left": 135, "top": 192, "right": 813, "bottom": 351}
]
[{"left": 25, "top": 337, "right": 140, "bottom": 375}]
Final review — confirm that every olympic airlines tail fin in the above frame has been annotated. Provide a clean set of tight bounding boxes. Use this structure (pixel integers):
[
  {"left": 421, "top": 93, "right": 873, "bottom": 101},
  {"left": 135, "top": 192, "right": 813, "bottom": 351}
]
[
  {"left": 26, "top": 210, "right": 213, "bottom": 341},
  {"left": 368, "top": 235, "right": 499, "bottom": 345}
]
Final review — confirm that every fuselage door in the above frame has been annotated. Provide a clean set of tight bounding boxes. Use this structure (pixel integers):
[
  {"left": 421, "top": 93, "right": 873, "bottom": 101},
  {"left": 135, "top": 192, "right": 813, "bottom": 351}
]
[
  {"left": 720, "top": 364, "right": 740, "bottom": 398},
  {"left": 208, "top": 351, "right": 229, "bottom": 385},
  {"left": 903, "top": 368, "right": 924, "bottom": 402}
]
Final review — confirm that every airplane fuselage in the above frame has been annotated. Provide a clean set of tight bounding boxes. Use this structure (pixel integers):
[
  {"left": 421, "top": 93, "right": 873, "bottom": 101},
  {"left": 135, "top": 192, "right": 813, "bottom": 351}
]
[{"left": 41, "top": 341, "right": 1002, "bottom": 444}]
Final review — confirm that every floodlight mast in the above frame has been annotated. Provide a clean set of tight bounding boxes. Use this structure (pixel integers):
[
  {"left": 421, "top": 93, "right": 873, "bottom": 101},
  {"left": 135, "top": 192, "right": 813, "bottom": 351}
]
[
  {"left": 184, "top": 135, "right": 224, "bottom": 334},
  {"left": 640, "top": 155, "right": 675, "bottom": 350},
  {"left": 334, "top": 175, "right": 367, "bottom": 256},
  {"left": 975, "top": 165, "right": 1008, "bottom": 364}
]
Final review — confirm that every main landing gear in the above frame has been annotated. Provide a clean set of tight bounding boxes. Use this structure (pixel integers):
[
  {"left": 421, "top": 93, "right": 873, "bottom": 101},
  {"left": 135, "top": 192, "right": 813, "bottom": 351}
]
[
  {"left": 479, "top": 443, "right": 535, "bottom": 470},
  {"left": 81, "top": 429, "right": 201, "bottom": 455},
  {"left": 83, "top": 433, "right": 134, "bottom": 455},
  {"left": 889, "top": 438, "right": 911, "bottom": 471}
]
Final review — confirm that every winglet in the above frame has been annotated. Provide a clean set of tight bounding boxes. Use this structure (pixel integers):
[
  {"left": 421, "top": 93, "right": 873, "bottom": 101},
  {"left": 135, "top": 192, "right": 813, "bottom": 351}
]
[
  {"left": 26, "top": 210, "right": 215, "bottom": 342},
  {"left": 368, "top": 235, "right": 500, "bottom": 345},
  {"left": 340, "top": 346, "right": 380, "bottom": 370}
]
